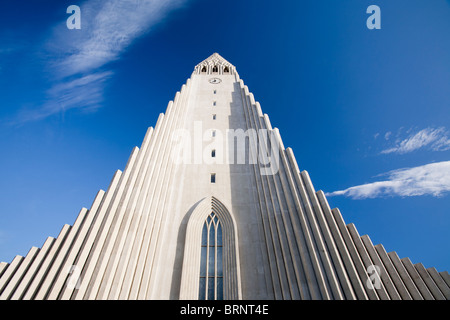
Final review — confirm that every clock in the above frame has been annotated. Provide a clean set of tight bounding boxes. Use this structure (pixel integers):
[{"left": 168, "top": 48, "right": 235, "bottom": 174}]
[{"left": 209, "top": 78, "right": 221, "bottom": 84}]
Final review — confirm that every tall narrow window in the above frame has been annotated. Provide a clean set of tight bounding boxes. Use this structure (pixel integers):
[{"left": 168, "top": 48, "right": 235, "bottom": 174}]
[
  {"left": 212, "top": 66, "right": 218, "bottom": 73},
  {"left": 224, "top": 66, "right": 230, "bottom": 74},
  {"left": 211, "top": 149, "right": 216, "bottom": 158},
  {"left": 199, "top": 213, "right": 223, "bottom": 300},
  {"left": 212, "top": 130, "right": 216, "bottom": 137},
  {"left": 213, "top": 90, "right": 217, "bottom": 94},
  {"left": 212, "top": 114, "right": 216, "bottom": 120},
  {"left": 210, "top": 173, "right": 216, "bottom": 183},
  {"left": 201, "top": 66, "right": 207, "bottom": 74},
  {"left": 213, "top": 101, "right": 216, "bottom": 106},
  {"left": 179, "top": 196, "right": 241, "bottom": 300}
]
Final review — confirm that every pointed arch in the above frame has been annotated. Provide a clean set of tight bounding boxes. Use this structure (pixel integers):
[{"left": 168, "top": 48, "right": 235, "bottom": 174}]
[{"left": 179, "top": 196, "right": 241, "bottom": 300}]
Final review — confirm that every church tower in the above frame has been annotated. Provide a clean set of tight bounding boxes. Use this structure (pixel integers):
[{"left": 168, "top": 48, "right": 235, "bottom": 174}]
[{"left": 0, "top": 53, "right": 449, "bottom": 300}]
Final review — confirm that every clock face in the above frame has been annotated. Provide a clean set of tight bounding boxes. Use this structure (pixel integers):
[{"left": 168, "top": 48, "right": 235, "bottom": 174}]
[{"left": 209, "top": 78, "right": 221, "bottom": 84}]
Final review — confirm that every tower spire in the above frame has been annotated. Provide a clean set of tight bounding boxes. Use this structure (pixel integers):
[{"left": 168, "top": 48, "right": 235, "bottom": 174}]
[{"left": 194, "top": 52, "right": 235, "bottom": 75}]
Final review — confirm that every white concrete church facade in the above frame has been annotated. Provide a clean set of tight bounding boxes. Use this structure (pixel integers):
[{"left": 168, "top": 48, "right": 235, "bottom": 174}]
[{"left": 0, "top": 53, "right": 448, "bottom": 300}]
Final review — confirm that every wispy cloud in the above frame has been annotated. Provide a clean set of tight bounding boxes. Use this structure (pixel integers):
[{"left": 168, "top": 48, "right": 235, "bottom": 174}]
[
  {"left": 384, "top": 131, "right": 392, "bottom": 140},
  {"left": 11, "top": 0, "right": 189, "bottom": 125},
  {"left": 381, "top": 127, "right": 450, "bottom": 154},
  {"left": 14, "top": 71, "right": 113, "bottom": 123},
  {"left": 326, "top": 161, "right": 450, "bottom": 199},
  {"left": 52, "top": 0, "right": 188, "bottom": 77}
]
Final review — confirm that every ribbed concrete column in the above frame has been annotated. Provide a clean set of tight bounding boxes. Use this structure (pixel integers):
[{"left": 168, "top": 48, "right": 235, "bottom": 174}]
[
  {"left": 414, "top": 263, "right": 445, "bottom": 300},
  {"left": 74, "top": 146, "right": 141, "bottom": 300},
  {"left": 34, "top": 206, "right": 91, "bottom": 300},
  {"left": 387, "top": 251, "right": 423, "bottom": 300},
  {"left": 0, "top": 256, "right": 24, "bottom": 296},
  {"left": 22, "top": 225, "right": 71, "bottom": 299},
  {"left": 361, "top": 235, "right": 400, "bottom": 300},
  {"left": 0, "top": 263, "right": 8, "bottom": 278},
  {"left": 0, "top": 247, "right": 39, "bottom": 300},
  {"left": 316, "top": 191, "right": 367, "bottom": 300},
  {"left": 331, "top": 208, "right": 377, "bottom": 300},
  {"left": 401, "top": 257, "right": 434, "bottom": 300},
  {"left": 427, "top": 267, "right": 450, "bottom": 299},
  {"left": 10, "top": 237, "right": 55, "bottom": 300},
  {"left": 239, "top": 80, "right": 280, "bottom": 300},
  {"left": 58, "top": 170, "right": 123, "bottom": 300}
]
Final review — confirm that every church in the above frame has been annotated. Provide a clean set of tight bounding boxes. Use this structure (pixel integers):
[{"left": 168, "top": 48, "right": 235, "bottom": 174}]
[{"left": 0, "top": 53, "right": 448, "bottom": 300}]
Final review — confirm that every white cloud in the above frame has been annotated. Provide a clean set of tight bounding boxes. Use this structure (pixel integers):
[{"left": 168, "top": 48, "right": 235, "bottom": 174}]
[
  {"left": 381, "top": 127, "right": 450, "bottom": 154},
  {"left": 53, "top": 0, "right": 188, "bottom": 76},
  {"left": 12, "top": 0, "right": 189, "bottom": 125},
  {"left": 326, "top": 161, "right": 450, "bottom": 199},
  {"left": 13, "top": 71, "right": 113, "bottom": 124}
]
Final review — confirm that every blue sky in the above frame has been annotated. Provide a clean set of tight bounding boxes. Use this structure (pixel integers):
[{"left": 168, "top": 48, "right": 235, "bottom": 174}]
[{"left": 0, "top": 0, "right": 449, "bottom": 273}]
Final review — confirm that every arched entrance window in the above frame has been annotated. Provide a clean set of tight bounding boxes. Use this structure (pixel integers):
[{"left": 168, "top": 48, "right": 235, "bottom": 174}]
[
  {"left": 199, "top": 213, "right": 223, "bottom": 300},
  {"left": 179, "top": 197, "right": 241, "bottom": 300}
]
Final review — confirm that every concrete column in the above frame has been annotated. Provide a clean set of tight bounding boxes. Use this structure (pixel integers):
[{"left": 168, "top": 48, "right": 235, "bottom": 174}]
[
  {"left": 239, "top": 80, "right": 280, "bottom": 300},
  {"left": 10, "top": 238, "right": 55, "bottom": 300},
  {"left": 386, "top": 251, "right": 423, "bottom": 300},
  {"left": 0, "top": 263, "right": 8, "bottom": 277},
  {"left": 284, "top": 151, "right": 330, "bottom": 299},
  {"left": 360, "top": 235, "right": 400, "bottom": 300},
  {"left": 427, "top": 267, "right": 450, "bottom": 299},
  {"left": 282, "top": 148, "right": 324, "bottom": 300},
  {"left": 316, "top": 192, "right": 367, "bottom": 300},
  {"left": 241, "top": 85, "right": 285, "bottom": 299},
  {"left": 22, "top": 225, "right": 71, "bottom": 299},
  {"left": 57, "top": 171, "right": 123, "bottom": 300},
  {"left": 374, "top": 244, "right": 411, "bottom": 300},
  {"left": 93, "top": 115, "right": 164, "bottom": 299},
  {"left": 34, "top": 207, "right": 90, "bottom": 300},
  {"left": 331, "top": 209, "right": 377, "bottom": 300},
  {"left": 414, "top": 263, "right": 445, "bottom": 300},
  {"left": 400, "top": 257, "right": 434, "bottom": 300},
  {"left": 347, "top": 224, "right": 390, "bottom": 299},
  {"left": 271, "top": 143, "right": 304, "bottom": 299},
  {"left": 439, "top": 271, "right": 450, "bottom": 287},
  {"left": 0, "top": 247, "right": 39, "bottom": 299},
  {"left": 104, "top": 105, "right": 174, "bottom": 299},
  {"left": 137, "top": 82, "right": 191, "bottom": 300},
  {"left": 0, "top": 256, "right": 24, "bottom": 295},
  {"left": 74, "top": 147, "right": 140, "bottom": 300},
  {"left": 133, "top": 85, "right": 187, "bottom": 300},
  {"left": 301, "top": 171, "right": 351, "bottom": 300},
  {"left": 249, "top": 93, "right": 292, "bottom": 299}
]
